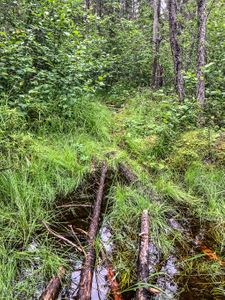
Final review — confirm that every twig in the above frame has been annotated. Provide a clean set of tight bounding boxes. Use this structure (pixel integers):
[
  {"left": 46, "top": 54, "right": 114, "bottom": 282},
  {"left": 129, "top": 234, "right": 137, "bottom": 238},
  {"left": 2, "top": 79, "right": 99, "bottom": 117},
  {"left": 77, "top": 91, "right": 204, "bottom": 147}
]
[
  {"left": 43, "top": 221, "right": 83, "bottom": 253},
  {"left": 68, "top": 225, "right": 86, "bottom": 256},
  {"left": 57, "top": 204, "right": 92, "bottom": 208}
]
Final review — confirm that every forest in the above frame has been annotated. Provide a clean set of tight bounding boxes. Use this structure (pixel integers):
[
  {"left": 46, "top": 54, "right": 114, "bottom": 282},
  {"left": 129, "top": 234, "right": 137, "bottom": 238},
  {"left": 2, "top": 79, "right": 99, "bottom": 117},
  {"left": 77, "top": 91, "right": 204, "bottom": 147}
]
[{"left": 0, "top": 0, "right": 224, "bottom": 299}]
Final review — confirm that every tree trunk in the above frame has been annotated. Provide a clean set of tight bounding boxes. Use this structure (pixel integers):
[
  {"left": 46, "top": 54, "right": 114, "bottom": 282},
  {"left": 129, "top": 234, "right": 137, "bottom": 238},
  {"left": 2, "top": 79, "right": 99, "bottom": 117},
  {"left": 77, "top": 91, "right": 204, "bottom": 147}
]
[
  {"left": 77, "top": 162, "right": 107, "bottom": 300},
  {"left": 136, "top": 210, "right": 149, "bottom": 300},
  {"left": 168, "top": 0, "right": 185, "bottom": 102},
  {"left": 197, "top": 0, "right": 207, "bottom": 107},
  {"left": 152, "top": 0, "right": 162, "bottom": 88},
  {"left": 86, "top": 0, "right": 91, "bottom": 9},
  {"left": 132, "top": 0, "right": 140, "bottom": 19},
  {"left": 94, "top": 0, "right": 102, "bottom": 16}
]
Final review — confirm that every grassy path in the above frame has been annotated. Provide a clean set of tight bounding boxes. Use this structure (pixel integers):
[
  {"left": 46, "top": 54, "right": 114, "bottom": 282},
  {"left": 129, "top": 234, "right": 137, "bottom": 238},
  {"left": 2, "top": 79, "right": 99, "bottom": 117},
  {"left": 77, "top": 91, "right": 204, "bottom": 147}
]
[{"left": 0, "top": 90, "right": 224, "bottom": 299}]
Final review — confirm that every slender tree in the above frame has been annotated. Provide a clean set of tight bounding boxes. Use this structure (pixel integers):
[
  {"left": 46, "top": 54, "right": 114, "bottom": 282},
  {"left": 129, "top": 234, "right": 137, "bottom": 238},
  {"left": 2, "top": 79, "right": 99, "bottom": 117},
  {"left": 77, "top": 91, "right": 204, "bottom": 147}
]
[
  {"left": 86, "top": 0, "right": 91, "bottom": 9},
  {"left": 197, "top": 0, "right": 207, "bottom": 106},
  {"left": 152, "top": 0, "right": 161, "bottom": 88},
  {"left": 168, "top": 0, "right": 185, "bottom": 101},
  {"left": 132, "top": 0, "right": 140, "bottom": 18}
]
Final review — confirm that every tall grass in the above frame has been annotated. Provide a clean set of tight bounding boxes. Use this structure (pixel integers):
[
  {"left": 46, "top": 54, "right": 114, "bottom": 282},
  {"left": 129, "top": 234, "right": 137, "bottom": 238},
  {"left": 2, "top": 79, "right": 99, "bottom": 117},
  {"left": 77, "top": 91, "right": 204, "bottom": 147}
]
[
  {"left": 0, "top": 97, "right": 113, "bottom": 299},
  {"left": 105, "top": 185, "right": 180, "bottom": 289}
]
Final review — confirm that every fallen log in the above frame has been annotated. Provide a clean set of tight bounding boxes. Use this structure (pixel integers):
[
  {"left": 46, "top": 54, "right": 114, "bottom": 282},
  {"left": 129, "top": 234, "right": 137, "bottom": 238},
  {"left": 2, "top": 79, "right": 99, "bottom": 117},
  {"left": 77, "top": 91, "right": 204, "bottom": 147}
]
[
  {"left": 118, "top": 163, "right": 158, "bottom": 200},
  {"left": 40, "top": 266, "right": 65, "bottom": 300},
  {"left": 136, "top": 210, "right": 149, "bottom": 300},
  {"left": 119, "top": 163, "right": 139, "bottom": 185},
  {"left": 77, "top": 161, "right": 108, "bottom": 300}
]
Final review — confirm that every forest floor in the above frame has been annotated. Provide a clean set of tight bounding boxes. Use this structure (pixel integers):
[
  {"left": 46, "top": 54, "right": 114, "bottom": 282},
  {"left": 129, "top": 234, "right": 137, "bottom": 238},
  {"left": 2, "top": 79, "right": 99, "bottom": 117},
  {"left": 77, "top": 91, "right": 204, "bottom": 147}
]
[{"left": 0, "top": 89, "right": 225, "bottom": 299}]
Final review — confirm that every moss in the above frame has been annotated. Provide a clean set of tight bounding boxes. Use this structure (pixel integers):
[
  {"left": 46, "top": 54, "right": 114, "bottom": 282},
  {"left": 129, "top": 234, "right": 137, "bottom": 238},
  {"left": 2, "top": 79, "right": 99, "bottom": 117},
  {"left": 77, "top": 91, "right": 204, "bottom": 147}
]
[{"left": 168, "top": 129, "right": 220, "bottom": 171}]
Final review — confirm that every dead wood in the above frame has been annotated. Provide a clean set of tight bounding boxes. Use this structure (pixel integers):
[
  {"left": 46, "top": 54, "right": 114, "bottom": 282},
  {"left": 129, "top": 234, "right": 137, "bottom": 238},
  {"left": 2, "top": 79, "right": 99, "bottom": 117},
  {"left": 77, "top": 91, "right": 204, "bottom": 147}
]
[
  {"left": 118, "top": 163, "right": 158, "bottom": 201},
  {"left": 119, "top": 163, "right": 139, "bottom": 184},
  {"left": 107, "top": 265, "right": 123, "bottom": 300},
  {"left": 77, "top": 161, "right": 108, "bottom": 300},
  {"left": 43, "top": 221, "right": 84, "bottom": 253},
  {"left": 40, "top": 266, "right": 65, "bottom": 300},
  {"left": 136, "top": 210, "right": 149, "bottom": 300},
  {"left": 100, "top": 241, "right": 123, "bottom": 300}
]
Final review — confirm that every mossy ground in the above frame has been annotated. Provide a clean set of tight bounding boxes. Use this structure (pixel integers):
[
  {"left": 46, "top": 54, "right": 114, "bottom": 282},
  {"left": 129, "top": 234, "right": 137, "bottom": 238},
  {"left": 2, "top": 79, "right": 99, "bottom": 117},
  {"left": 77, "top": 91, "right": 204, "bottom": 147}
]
[{"left": 0, "top": 90, "right": 224, "bottom": 299}]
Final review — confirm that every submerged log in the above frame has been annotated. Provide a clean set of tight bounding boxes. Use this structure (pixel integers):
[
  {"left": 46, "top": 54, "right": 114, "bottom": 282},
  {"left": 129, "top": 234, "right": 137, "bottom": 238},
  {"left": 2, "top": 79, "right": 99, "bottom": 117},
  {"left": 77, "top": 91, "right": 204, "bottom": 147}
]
[
  {"left": 136, "top": 210, "right": 149, "bottom": 300},
  {"left": 78, "top": 161, "right": 108, "bottom": 300},
  {"left": 40, "top": 266, "right": 65, "bottom": 300},
  {"left": 107, "top": 265, "right": 123, "bottom": 300}
]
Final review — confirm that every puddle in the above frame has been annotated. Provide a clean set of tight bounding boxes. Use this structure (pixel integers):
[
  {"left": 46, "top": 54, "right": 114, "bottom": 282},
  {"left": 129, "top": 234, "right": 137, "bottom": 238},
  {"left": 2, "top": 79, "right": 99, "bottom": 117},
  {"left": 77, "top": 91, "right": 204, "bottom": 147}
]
[
  {"left": 149, "top": 241, "right": 162, "bottom": 274},
  {"left": 151, "top": 216, "right": 225, "bottom": 300},
  {"left": 154, "top": 255, "right": 178, "bottom": 300},
  {"left": 65, "top": 264, "right": 109, "bottom": 300},
  {"left": 61, "top": 225, "right": 113, "bottom": 300}
]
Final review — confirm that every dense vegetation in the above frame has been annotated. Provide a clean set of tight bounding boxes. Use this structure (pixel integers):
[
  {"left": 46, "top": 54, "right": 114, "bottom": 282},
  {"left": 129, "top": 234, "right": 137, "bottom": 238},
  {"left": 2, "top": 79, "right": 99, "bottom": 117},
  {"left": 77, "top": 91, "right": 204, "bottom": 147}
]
[{"left": 0, "top": 0, "right": 224, "bottom": 299}]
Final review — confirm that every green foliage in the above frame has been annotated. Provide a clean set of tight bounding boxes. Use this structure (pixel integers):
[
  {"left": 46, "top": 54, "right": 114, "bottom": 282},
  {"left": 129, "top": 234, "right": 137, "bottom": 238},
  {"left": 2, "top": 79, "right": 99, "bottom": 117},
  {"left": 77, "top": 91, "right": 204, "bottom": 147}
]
[{"left": 0, "top": 0, "right": 224, "bottom": 298}]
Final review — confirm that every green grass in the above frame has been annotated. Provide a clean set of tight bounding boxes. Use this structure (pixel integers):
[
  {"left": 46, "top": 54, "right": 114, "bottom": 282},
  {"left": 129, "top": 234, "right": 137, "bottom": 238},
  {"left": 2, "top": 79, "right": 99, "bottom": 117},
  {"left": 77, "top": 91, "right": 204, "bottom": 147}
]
[
  {"left": 105, "top": 185, "right": 180, "bottom": 289},
  {"left": 0, "top": 97, "right": 114, "bottom": 299},
  {"left": 0, "top": 89, "right": 224, "bottom": 298}
]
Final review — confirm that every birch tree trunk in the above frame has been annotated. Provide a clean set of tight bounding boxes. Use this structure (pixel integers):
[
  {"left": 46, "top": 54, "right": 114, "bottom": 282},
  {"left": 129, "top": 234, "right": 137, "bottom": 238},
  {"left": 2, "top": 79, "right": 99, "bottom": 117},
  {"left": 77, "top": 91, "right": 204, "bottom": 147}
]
[
  {"left": 132, "top": 0, "right": 140, "bottom": 19},
  {"left": 197, "top": 0, "right": 207, "bottom": 107},
  {"left": 152, "top": 0, "right": 161, "bottom": 88},
  {"left": 168, "top": 0, "right": 185, "bottom": 102}
]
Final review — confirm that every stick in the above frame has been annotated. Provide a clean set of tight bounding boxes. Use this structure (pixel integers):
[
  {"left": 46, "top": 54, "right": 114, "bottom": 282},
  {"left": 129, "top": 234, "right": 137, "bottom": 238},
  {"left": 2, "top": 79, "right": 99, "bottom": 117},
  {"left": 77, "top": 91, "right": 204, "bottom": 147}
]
[
  {"left": 107, "top": 265, "right": 123, "bottom": 300},
  {"left": 136, "top": 210, "right": 149, "bottom": 300},
  {"left": 77, "top": 161, "right": 108, "bottom": 300},
  {"left": 43, "top": 221, "right": 84, "bottom": 253},
  {"left": 57, "top": 204, "right": 92, "bottom": 208},
  {"left": 40, "top": 266, "right": 65, "bottom": 300}
]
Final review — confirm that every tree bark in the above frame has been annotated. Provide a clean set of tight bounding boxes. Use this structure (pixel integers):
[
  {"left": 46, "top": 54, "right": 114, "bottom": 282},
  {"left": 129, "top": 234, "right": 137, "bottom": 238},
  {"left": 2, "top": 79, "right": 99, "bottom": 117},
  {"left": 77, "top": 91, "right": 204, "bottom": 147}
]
[
  {"left": 94, "top": 0, "right": 102, "bottom": 16},
  {"left": 136, "top": 210, "right": 149, "bottom": 300},
  {"left": 152, "top": 0, "right": 162, "bottom": 88},
  {"left": 40, "top": 267, "right": 65, "bottom": 300},
  {"left": 197, "top": 0, "right": 207, "bottom": 107},
  {"left": 77, "top": 162, "right": 108, "bottom": 300},
  {"left": 168, "top": 0, "right": 185, "bottom": 102},
  {"left": 132, "top": 0, "right": 140, "bottom": 19},
  {"left": 86, "top": 0, "right": 91, "bottom": 9}
]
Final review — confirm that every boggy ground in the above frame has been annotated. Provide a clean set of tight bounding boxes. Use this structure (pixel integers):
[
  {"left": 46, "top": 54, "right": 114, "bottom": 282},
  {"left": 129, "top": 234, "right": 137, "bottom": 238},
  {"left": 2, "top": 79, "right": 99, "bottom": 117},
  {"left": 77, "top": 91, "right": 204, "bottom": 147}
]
[{"left": 0, "top": 89, "right": 224, "bottom": 299}]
